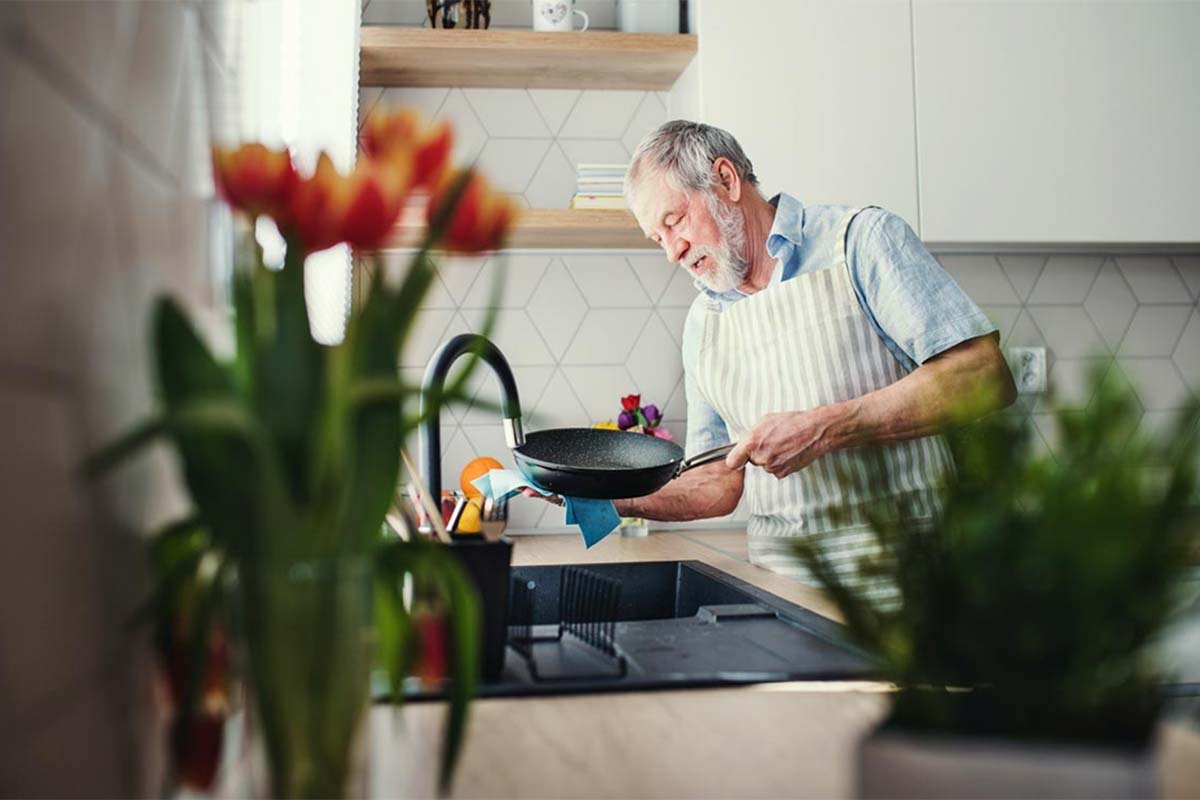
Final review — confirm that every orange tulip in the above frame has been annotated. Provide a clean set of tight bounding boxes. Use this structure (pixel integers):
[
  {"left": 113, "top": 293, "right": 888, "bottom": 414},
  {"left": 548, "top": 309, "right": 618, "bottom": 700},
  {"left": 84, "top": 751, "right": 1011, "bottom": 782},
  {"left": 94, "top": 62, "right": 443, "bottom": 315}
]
[
  {"left": 427, "top": 169, "right": 517, "bottom": 253},
  {"left": 289, "top": 151, "right": 414, "bottom": 253},
  {"left": 361, "top": 109, "right": 453, "bottom": 188},
  {"left": 211, "top": 143, "right": 297, "bottom": 221},
  {"left": 360, "top": 108, "right": 419, "bottom": 159}
]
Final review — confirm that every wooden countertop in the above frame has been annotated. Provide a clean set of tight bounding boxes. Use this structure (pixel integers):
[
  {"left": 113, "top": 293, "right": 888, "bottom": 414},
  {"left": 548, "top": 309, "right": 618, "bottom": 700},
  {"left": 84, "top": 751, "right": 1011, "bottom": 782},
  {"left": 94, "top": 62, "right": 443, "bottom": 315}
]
[{"left": 372, "top": 532, "right": 1200, "bottom": 798}]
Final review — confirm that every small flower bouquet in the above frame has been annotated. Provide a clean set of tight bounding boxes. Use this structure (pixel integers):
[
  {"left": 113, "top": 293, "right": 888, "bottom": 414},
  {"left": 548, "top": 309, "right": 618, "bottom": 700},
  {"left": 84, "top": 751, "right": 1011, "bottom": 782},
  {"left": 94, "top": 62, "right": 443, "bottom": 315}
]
[
  {"left": 594, "top": 393, "right": 671, "bottom": 536},
  {"left": 594, "top": 393, "right": 673, "bottom": 441}
]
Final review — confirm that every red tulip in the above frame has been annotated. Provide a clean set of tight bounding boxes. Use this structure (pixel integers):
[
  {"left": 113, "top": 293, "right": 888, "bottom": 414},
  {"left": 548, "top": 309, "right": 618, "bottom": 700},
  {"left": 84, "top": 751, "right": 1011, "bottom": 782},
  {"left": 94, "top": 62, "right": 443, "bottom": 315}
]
[
  {"left": 288, "top": 153, "right": 348, "bottom": 254},
  {"left": 361, "top": 109, "right": 453, "bottom": 189},
  {"left": 163, "top": 625, "right": 229, "bottom": 792},
  {"left": 211, "top": 143, "right": 297, "bottom": 221},
  {"left": 176, "top": 714, "right": 224, "bottom": 791},
  {"left": 289, "top": 150, "right": 415, "bottom": 254},
  {"left": 621, "top": 394, "right": 641, "bottom": 412},
  {"left": 413, "top": 609, "right": 448, "bottom": 687},
  {"left": 339, "top": 157, "right": 415, "bottom": 250},
  {"left": 427, "top": 169, "right": 517, "bottom": 254},
  {"left": 412, "top": 121, "right": 453, "bottom": 188}
]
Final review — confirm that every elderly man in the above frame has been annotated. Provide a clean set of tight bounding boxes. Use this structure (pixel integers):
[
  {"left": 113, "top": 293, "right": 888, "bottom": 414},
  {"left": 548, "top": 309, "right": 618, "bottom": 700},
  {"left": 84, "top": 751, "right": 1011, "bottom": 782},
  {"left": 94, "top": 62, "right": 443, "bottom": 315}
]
[{"left": 613, "top": 120, "right": 1016, "bottom": 582}]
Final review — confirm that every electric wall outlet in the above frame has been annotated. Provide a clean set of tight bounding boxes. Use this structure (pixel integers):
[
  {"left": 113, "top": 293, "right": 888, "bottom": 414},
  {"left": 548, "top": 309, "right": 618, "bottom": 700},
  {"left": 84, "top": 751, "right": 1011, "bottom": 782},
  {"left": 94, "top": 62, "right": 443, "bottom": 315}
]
[{"left": 1007, "top": 346, "right": 1047, "bottom": 395}]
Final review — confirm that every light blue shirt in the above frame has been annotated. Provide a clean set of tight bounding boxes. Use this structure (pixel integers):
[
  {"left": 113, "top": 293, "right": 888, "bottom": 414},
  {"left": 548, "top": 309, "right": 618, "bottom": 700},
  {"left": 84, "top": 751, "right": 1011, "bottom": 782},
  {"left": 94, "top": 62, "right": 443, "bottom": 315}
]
[{"left": 682, "top": 193, "right": 997, "bottom": 458}]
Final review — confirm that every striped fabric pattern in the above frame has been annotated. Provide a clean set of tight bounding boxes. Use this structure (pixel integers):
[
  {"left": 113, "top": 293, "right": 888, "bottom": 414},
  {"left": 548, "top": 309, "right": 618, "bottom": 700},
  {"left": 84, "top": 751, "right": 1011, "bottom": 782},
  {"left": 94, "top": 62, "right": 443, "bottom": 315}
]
[{"left": 695, "top": 208, "right": 953, "bottom": 586}]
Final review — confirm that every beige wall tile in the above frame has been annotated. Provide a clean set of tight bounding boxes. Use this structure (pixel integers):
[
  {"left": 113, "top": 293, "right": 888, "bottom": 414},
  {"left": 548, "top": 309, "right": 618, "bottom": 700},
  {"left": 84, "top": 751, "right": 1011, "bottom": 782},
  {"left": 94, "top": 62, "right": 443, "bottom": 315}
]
[
  {"left": 0, "top": 386, "right": 147, "bottom": 794},
  {"left": 14, "top": 0, "right": 139, "bottom": 119},
  {"left": 0, "top": 57, "right": 108, "bottom": 374},
  {"left": 0, "top": 2, "right": 220, "bottom": 791},
  {"left": 116, "top": 151, "right": 215, "bottom": 324},
  {"left": 118, "top": 2, "right": 190, "bottom": 180}
]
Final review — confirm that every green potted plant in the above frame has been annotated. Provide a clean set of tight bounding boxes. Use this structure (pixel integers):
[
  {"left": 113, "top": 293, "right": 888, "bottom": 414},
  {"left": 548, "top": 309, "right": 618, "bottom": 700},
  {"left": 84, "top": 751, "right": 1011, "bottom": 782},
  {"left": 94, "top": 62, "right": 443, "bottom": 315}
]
[
  {"left": 793, "top": 363, "right": 1200, "bottom": 798},
  {"left": 86, "top": 108, "right": 518, "bottom": 797}
]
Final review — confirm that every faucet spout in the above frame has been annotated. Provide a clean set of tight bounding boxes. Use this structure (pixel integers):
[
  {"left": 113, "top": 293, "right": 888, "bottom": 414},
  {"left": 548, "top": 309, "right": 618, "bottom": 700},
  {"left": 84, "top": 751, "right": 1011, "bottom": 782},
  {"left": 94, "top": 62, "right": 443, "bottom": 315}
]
[{"left": 420, "top": 334, "right": 524, "bottom": 499}]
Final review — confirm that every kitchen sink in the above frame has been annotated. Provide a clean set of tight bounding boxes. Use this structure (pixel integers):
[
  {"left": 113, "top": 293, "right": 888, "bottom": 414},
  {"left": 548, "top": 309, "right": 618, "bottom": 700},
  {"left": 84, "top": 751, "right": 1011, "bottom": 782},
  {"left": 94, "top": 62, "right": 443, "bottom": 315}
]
[{"left": 389, "top": 560, "right": 878, "bottom": 700}]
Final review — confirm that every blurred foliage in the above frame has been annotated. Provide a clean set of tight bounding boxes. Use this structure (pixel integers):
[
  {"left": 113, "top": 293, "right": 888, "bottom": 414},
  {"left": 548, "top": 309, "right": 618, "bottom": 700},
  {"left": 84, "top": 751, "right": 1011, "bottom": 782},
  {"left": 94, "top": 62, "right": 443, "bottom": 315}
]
[{"left": 794, "top": 363, "right": 1200, "bottom": 744}]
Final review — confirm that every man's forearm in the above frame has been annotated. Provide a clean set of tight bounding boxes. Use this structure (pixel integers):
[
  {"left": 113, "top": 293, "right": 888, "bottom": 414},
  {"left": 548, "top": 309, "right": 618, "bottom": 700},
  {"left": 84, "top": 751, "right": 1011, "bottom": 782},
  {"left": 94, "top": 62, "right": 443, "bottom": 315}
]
[
  {"left": 614, "top": 461, "right": 744, "bottom": 521},
  {"left": 824, "top": 334, "right": 1017, "bottom": 451}
]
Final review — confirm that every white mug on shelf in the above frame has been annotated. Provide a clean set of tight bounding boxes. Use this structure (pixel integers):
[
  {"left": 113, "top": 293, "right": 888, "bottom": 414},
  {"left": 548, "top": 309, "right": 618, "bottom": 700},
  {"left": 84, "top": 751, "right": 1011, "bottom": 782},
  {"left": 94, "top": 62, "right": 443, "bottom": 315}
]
[{"left": 532, "top": 0, "right": 589, "bottom": 31}]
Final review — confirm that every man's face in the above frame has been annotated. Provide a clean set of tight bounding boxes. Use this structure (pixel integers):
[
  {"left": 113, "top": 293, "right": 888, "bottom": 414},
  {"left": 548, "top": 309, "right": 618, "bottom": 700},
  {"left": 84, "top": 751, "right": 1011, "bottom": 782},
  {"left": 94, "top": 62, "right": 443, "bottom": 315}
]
[{"left": 632, "top": 170, "right": 749, "bottom": 294}]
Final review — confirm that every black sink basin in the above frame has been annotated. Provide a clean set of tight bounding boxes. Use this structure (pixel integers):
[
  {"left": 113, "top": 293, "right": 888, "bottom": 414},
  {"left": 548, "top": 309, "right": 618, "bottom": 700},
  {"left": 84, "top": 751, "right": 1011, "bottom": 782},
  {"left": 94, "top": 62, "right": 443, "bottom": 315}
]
[{"left": 390, "top": 560, "right": 878, "bottom": 700}]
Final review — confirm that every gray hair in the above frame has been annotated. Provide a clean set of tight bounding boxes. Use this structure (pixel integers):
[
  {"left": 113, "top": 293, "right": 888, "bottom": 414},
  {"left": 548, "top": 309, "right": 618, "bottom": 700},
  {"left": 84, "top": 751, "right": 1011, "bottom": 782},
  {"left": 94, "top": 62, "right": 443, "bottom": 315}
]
[{"left": 624, "top": 120, "right": 759, "bottom": 206}]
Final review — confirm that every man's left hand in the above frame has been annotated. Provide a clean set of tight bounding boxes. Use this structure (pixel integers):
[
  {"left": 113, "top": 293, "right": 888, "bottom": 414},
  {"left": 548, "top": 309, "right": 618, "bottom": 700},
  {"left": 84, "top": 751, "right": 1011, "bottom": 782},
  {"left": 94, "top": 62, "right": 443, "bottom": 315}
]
[{"left": 724, "top": 408, "right": 838, "bottom": 479}]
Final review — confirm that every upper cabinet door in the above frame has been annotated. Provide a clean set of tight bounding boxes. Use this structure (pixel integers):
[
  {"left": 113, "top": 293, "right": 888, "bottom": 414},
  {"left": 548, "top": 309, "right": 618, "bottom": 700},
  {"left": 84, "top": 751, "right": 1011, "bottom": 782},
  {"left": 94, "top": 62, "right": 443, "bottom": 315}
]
[
  {"left": 694, "top": 0, "right": 920, "bottom": 230},
  {"left": 914, "top": 1, "right": 1199, "bottom": 243}
]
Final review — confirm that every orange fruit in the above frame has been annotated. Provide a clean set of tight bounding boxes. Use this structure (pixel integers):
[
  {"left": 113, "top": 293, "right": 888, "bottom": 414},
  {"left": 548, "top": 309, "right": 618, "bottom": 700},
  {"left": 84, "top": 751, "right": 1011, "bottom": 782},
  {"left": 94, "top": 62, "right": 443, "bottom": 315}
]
[{"left": 460, "top": 456, "right": 503, "bottom": 498}]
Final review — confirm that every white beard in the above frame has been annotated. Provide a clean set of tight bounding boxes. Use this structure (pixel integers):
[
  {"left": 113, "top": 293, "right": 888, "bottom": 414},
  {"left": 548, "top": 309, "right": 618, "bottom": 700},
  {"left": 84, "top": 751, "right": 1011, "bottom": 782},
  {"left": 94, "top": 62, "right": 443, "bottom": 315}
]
[{"left": 689, "top": 197, "right": 750, "bottom": 294}]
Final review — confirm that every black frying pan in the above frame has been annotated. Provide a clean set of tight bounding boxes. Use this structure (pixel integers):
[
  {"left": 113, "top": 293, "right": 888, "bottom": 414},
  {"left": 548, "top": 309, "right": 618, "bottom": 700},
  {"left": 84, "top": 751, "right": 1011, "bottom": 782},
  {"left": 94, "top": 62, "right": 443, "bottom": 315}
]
[
  {"left": 421, "top": 334, "right": 733, "bottom": 501},
  {"left": 512, "top": 428, "right": 734, "bottom": 499}
]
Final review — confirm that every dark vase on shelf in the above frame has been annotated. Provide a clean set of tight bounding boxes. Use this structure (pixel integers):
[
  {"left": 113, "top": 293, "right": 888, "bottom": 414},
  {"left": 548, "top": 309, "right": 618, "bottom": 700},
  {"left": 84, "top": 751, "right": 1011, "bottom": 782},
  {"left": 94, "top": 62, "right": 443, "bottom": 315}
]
[{"left": 426, "top": 0, "right": 491, "bottom": 29}]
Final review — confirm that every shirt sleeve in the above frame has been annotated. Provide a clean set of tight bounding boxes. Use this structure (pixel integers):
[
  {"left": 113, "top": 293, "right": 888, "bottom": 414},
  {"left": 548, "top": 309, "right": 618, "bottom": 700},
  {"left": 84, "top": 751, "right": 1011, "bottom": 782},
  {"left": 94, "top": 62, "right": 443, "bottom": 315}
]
[
  {"left": 681, "top": 297, "right": 731, "bottom": 459},
  {"left": 846, "top": 208, "right": 997, "bottom": 370}
]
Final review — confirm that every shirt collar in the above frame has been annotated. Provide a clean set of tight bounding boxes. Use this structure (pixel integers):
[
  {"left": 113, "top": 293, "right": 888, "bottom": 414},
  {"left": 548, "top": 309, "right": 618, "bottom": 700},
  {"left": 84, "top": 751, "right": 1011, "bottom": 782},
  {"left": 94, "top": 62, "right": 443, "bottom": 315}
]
[
  {"left": 766, "top": 192, "right": 804, "bottom": 258},
  {"left": 696, "top": 192, "right": 806, "bottom": 305}
]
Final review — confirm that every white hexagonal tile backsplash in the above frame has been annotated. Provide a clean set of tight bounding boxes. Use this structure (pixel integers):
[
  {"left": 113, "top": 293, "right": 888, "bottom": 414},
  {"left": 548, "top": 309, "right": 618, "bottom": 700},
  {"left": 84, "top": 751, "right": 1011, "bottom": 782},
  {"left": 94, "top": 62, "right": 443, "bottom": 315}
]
[{"left": 362, "top": 81, "right": 1200, "bottom": 532}]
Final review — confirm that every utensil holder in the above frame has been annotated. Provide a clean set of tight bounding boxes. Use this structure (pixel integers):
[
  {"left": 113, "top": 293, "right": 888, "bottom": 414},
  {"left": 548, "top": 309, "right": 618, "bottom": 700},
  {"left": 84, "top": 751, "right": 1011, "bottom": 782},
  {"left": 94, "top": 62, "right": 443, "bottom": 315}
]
[{"left": 447, "top": 536, "right": 512, "bottom": 682}]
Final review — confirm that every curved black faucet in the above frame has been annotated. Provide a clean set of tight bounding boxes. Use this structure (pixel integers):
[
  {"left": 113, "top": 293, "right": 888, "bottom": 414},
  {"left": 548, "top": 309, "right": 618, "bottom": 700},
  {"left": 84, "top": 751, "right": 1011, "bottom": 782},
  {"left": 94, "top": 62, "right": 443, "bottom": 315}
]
[{"left": 420, "top": 334, "right": 524, "bottom": 499}]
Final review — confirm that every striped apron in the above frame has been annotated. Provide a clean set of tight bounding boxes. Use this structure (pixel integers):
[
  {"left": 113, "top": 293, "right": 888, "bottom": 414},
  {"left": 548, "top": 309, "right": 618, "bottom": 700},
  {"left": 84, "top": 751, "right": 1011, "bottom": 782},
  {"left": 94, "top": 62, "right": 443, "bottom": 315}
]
[{"left": 695, "top": 207, "right": 953, "bottom": 589}]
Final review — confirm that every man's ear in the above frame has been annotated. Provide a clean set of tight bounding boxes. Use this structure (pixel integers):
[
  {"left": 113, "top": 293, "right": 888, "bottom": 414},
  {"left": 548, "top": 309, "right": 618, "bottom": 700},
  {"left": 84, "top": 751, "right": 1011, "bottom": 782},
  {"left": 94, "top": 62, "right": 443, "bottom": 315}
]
[{"left": 713, "top": 157, "right": 741, "bottom": 203}]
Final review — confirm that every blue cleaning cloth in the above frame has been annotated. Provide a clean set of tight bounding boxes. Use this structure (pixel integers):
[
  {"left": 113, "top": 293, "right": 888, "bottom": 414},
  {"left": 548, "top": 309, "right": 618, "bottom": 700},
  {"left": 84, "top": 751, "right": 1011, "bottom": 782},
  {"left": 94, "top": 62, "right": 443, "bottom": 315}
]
[{"left": 471, "top": 469, "right": 620, "bottom": 548}]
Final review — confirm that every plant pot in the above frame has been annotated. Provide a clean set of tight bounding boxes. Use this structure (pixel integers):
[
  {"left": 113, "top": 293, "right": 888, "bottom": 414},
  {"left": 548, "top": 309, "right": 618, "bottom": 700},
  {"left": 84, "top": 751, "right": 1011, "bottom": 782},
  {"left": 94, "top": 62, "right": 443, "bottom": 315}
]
[
  {"left": 858, "top": 726, "right": 1158, "bottom": 799},
  {"left": 619, "top": 516, "right": 649, "bottom": 537},
  {"left": 447, "top": 536, "right": 513, "bottom": 683},
  {"left": 234, "top": 557, "right": 374, "bottom": 799}
]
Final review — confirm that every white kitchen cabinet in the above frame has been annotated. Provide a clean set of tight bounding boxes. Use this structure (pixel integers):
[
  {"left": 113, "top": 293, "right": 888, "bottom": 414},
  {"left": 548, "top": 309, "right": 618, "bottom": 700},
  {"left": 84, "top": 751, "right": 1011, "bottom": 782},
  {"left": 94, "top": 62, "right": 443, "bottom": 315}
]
[
  {"left": 692, "top": 0, "right": 921, "bottom": 230},
  {"left": 913, "top": 0, "right": 1200, "bottom": 243},
  {"left": 1162, "top": 1, "right": 1200, "bottom": 242}
]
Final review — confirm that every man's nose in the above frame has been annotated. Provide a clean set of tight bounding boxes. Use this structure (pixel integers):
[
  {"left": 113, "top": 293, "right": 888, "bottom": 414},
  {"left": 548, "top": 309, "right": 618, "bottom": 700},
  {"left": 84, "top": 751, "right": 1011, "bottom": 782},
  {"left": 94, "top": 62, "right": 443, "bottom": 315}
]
[{"left": 664, "top": 232, "right": 688, "bottom": 265}]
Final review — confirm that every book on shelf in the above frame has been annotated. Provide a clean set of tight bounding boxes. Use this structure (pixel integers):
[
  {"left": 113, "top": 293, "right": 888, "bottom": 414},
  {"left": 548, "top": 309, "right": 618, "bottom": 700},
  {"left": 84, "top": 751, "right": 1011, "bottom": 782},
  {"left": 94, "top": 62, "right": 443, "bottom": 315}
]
[
  {"left": 575, "top": 163, "right": 628, "bottom": 175},
  {"left": 576, "top": 180, "right": 624, "bottom": 191},
  {"left": 570, "top": 194, "right": 630, "bottom": 209},
  {"left": 574, "top": 164, "right": 629, "bottom": 207}
]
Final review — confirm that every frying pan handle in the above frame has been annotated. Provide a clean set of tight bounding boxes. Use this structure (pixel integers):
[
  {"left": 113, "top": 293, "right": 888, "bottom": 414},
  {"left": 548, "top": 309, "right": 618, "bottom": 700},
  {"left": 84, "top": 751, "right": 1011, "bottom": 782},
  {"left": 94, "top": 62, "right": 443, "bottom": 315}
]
[{"left": 677, "top": 443, "right": 736, "bottom": 475}]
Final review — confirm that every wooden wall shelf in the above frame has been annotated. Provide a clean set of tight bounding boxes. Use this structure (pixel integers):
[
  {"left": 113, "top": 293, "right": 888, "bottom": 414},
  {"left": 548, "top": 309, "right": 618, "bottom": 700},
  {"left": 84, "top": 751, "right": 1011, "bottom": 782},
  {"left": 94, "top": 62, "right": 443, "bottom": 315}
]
[
  {"left": 388, "top": 207, "right": 655, "bottom": 250},
  {"left": 360, "top": 28, "right": 697, "bottom": 90}
]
